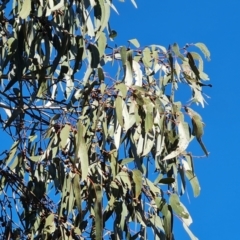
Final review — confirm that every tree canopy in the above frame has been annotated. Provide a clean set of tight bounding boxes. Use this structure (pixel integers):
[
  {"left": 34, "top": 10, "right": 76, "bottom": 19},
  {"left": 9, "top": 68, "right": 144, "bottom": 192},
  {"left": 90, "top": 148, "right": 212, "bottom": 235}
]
[{"left": 0, "top": 0, "right": 211, "bottom": 239}]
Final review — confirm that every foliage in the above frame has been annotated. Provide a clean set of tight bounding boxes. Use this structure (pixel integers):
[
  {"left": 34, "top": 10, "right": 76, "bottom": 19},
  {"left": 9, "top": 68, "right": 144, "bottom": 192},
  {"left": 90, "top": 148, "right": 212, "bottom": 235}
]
[{"left": 0, "top": 0, "right": 211, "bottom": 239}]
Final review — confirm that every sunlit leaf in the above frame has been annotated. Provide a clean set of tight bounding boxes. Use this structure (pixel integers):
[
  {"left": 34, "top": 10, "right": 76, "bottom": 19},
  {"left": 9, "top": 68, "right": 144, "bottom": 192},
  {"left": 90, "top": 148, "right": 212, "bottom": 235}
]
[
  {"left": 183, "top": 223, "right": 199, "bottom": 240},
  {"left": 19, "top": 0, "right": 31, "bottom": 19},
  {"left": 115, "top": 96, "right": 124, "bottom": 127},
  {"left": 5, "top": 141, "right": 19, "bottom": 166},
  {"left": 128, "top": 38, "right": 140, "bottom": 48},
  {"left": 44, "top": 213, "right": 55, "bottom": 234},
  {"left": 76, "top": 121, "right": 89, "bottom": 180},
  {"left": 60, "top": 124, "right": 71, "bottom": 149},
  {"left": 195, "top": 42, "right": 211, "bottom": 60},
  {"left": 169, "top": 193, "right": 189, "bottom": 218},
  {"left": 185, "top": 170, "right": 201, "bottom": 197}
]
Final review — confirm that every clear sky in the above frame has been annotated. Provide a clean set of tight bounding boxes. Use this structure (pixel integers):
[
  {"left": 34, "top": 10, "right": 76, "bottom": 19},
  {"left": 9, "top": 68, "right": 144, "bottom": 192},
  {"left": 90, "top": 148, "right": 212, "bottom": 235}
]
[
  {"left": 109, "top": 0, "right": 240, "bottom": 239},
  {"left": 1, "top": 0, "right": 239, "bottom": 239}
]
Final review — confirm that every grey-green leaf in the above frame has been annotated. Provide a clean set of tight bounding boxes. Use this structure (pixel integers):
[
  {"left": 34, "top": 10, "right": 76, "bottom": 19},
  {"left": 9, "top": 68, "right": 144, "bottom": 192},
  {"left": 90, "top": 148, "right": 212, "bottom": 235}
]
[
  {"left": 19, "top": 0, "right": 31, "bottom": 19},
  {"left": 128, "top": 38, "right": 140, "bottom": 48},
  {"left": 195, "top": 42, "right": 211, "bottom": 60},
  {"left": 115, "top": 96, "right": 124, "bottom": 127},
  {"left": 185, "top": 171, "right": 201, "bottom": 197}
]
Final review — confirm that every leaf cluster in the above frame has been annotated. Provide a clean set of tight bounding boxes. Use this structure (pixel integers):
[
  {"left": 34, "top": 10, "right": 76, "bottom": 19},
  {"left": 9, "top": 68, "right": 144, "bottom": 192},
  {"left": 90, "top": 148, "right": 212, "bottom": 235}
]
[{"left": 0, "top": 0, "right": 211, "bottom": 239}]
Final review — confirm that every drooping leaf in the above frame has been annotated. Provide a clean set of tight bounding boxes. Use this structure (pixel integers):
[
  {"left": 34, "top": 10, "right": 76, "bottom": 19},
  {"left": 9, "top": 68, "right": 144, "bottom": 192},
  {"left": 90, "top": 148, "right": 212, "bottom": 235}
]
[
  {"left": 5, "top": 141, "right": 19, "bottom": 167},
  {"left": 185, "top": 170, "right": 201, "bottom": 197},
  {"left": 183, "top": 223, "right": 199, "bottom": 240},
  {"left": 169, "top": 193, "right": 189, "bottom": 218},
  {"left": 88, "top": 44, "right": 100, "bottom": 68},
  {"left": 97, "top": 32, "right": 107, "bottom": 57},
  {"left": 120, "top": 46, "right": 127, "bottom": 65},
  {"left": 172, "top": 43, "right": 186, "bottom": 61},
  {"left": 115, "top": 96, "right": 124, "bottom": 127},
  {"left": 132, "top": 169, "right": 142, "bottom": 198},
  {"left": 195, "top": 42, "right": 211, "bottom": 60},
  {"left": 19, "top": 0, "right": 31, "bottom": 19},
  {"left": 44, "top": 213, "right": 55, "bottom": 234},
  {"left": 73, "top": 174, "right": 81, "bottom": 213},
  {"left": 60, "top": 124, "right": 71, "bottom": 149},
  {"left": 115, "top": 83, "right": 127, "bottom": 98},
  {"left": 94, "top": 184, "right": 103, "bottom": 240}
]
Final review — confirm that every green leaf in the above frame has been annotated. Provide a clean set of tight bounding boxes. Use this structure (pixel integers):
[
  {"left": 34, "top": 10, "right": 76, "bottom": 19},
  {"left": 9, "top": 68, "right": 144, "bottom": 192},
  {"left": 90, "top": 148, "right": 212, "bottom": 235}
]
[
  {"left": 120, "top": 46, "right": 127, "bottom": 65},
  {"left": 128, "top": 38, "right": 140, "bottom": 48},
  {"left": 119, "top": 157, "right": 134, "bottom": 165},
  {"left": 60, "top": 124, "right": 71, "bottom": 149},
  {"left": 159, "top": 177, "right": 175, "bottom": 184},
  {"left": 73, "top": 36, "right": 84, "bottom": 74},
  {"left": 4, "top": 107, "right": 23, "bottom": 129},
  {"left": 19, "top": 0, "right": 31, "bottom": 19},
  {"left": 109, "top": 30, "right": 117, "bottom": 39},
  {"left": 142, "top": 47, "right": 152, "bottom": 68},
  {"left": 110, "top": 150, "right": 117, "bottom": 178},
  {"left": 145, "top": 178, "right": 160, "bottom": 196},
  {"left": 94, "top": 184, "right": 103, "bottom": 240},
  {"left": 98, "top": 67, "right": 105, "bottom": 82},
  {"left": 145, "top": 112, "right": 153, "bottom": 133},
  {"left": 142, "top": 131, "right": 155, "bottom": 156},
  {"left": 30, "top": 156, "right": 42, "bottom": 162},
  {"left": 115, "top": 82, "right": 127, "bottom": 98},
  {"left": 115, "top": 96, "right": 124, "bottom": 127},
  {"left": 87, "top": 44, "right": 100, "bottom": 68},
  {"left": 162, "top": 204, "right": 173, "bottom": 239},
  {"left": 73, "top": 174, "right": 81, "bottom": 212},
  {"left": 185, "top": 170, "right": 201, "bottom": 197},
  {"left": 172, "top": 43, "right": 186, "bottom": 61},
  {"left": 95, "top": 0, "right": 110, "bottom": 40},
  {"left": 65, "top": 75, "right": 74, "bottom": 100},
  {"left": 9, "top": 153, "right": 21, "bottom": 170},
  {"left": 149, "top": 213, "right": 164, "bottom": 233},
  {"left": 5, "top": 141, "right": 19, "bottom": 166},
  {"left": 195, "top": 42, "right": 211, "bottom": 60},
  {"left": 169, "top": 193, "right": 189, "bottom": 218},
  {"left": 97, "top": 32, "right": 107, "bottom": 58},
  {"left": 190, "top": 51, "right": 204, "bottom": 72},
  {"left": 76, "top": 121, "right": 89, "bottom": 180},
  {"left": 7, "top": 37, "right": 18, "bottom": 55},
  {"left": 44, "top": 213, "right": 55, "bottom": 234},
  {"left": 132, "top": 169, "right": 142, "bottom": 198}
]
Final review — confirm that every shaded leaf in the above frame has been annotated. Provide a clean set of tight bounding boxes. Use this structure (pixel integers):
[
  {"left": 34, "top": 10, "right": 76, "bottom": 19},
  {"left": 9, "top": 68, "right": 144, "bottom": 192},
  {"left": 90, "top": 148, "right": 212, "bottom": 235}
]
[
  {"left": 132, "top": 169, "right": 142, "bottom": 198},
  {"left": 109, "top": 30, "right": 117, "bottom": 39},
  {"left": 94, "top": 184, "right": 103, "bottom": 240},
  {"left": 88, "top": 44, "right": 100, "bottom": 68},
  {"left": 159, "top": 177, "right": 175, "bottom": 184}
]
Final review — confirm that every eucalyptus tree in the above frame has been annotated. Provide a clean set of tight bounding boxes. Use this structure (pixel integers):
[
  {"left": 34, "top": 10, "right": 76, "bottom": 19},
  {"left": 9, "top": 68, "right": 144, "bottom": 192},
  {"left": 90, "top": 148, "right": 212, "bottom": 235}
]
[{"left": 0, "top": 0, "right": 211, "bottom": 239}]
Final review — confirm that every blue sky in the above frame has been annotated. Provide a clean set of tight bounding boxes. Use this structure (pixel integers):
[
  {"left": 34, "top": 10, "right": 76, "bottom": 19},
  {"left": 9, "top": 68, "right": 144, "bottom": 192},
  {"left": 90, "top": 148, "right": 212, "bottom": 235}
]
[
  {"left": 109, "top": 0, "right": 240, "bottom": 239},
  {"left": 0, "top": 0, "right": 239, "bottom": 239}
]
